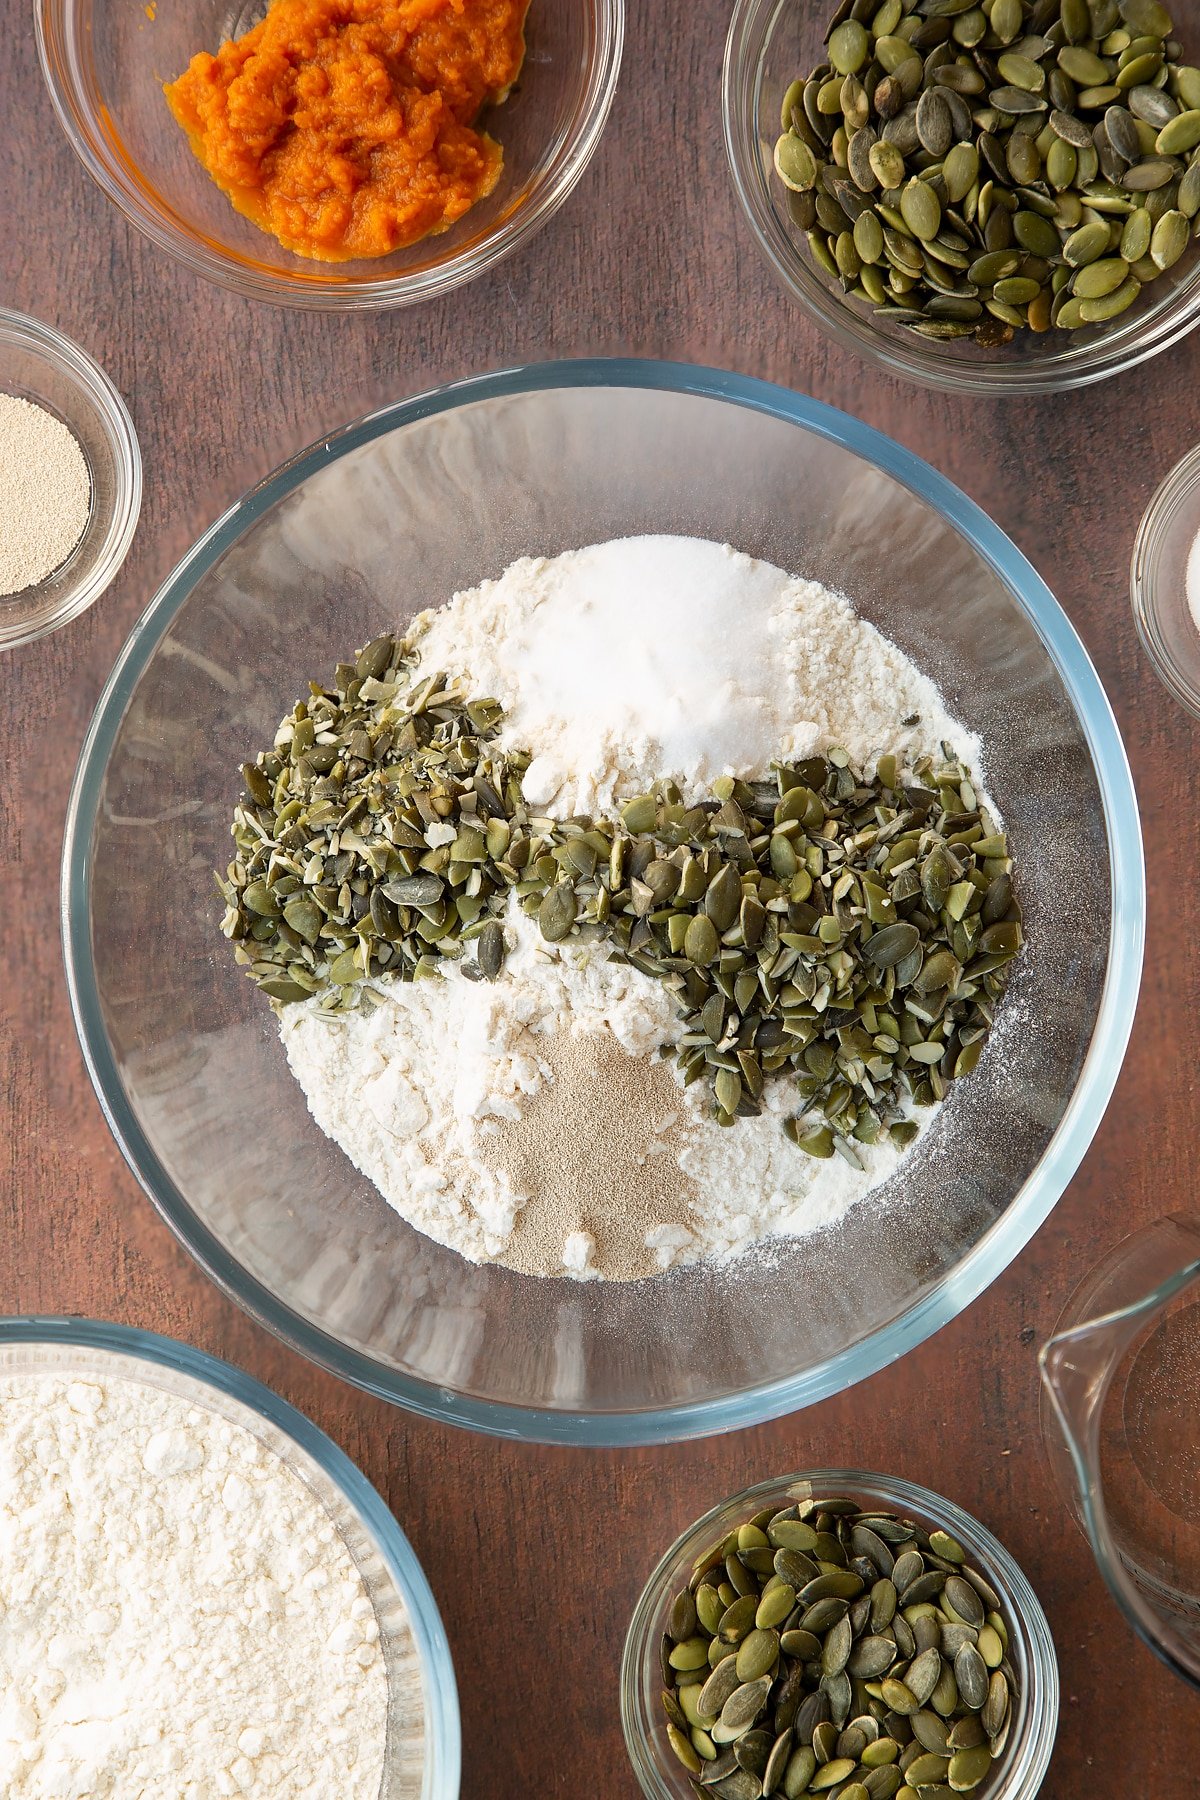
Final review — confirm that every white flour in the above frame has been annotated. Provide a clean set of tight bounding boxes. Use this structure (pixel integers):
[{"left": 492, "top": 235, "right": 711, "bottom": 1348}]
[
  {"left": 282, "top": 908, "right": 914, "bottom": 1280},
  {"left": 283, "top": 535, "right": 979, "bottom": 1280},
  {"left": 411, "top": 536, "right": 978, "bottom": 816},
  {"left": 0, "top": 1374, "right": 389, "bottom": 1799}
]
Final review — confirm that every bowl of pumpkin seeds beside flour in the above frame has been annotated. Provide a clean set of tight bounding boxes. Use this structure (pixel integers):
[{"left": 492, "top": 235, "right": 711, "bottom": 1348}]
[
  {"left": 622, "top": 1472, "right": 1058, "bottom": 1800},
  {"left": 724, "top": 0, "right": 1200, "bottom": 392}
]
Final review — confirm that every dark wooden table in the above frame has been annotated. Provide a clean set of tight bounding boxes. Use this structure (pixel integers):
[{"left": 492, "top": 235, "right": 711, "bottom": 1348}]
[{"left": 4, "top": 4, "right": 1199, "bottom": 1794}]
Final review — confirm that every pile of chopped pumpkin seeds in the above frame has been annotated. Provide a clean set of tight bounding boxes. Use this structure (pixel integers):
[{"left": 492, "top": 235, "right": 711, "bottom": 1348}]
[{"left": 219, "top": 632, "right": 1022, "bottom": 1154}]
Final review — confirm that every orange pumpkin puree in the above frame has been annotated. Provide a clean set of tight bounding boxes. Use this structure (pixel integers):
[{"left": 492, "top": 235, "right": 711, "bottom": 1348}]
[{"left": 164, "top": 0, "right": 529, "bottom": 262}]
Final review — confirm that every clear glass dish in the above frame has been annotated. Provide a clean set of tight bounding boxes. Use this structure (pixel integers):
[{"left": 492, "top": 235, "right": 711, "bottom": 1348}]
[
  {"left": 1040, "top": 1214, "right": 1200, "bottom": 1692},
  {"left": 1131, "top": 442, "right": 1200, "bottom": 721},
  {"left": 61, "top": 359, "right": 1144, "bottom": 1444},
  {"left": 722, "top": 0, "right": 1200, "bottom": 396},
  {"left": 620, "top": 1471, "right": 1058, "bottom": 1800},
  {"left": 0, "top": 1315, "right": 460, "bottom": 1799},
  {"left": 0, "top": 308, "right": 141, "bottom": 650},
  {"left": 36, "top": 0, "right": 623, "bottom": 311}
]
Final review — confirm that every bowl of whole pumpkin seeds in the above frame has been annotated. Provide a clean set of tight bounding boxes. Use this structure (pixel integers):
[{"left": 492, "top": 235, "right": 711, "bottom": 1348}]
[
  {"left": 724, "top": 0, "right": 1200, "bottom": 393},
  {"left": 622, "top": 1471, "right": 1058, "bottom": 1800}
]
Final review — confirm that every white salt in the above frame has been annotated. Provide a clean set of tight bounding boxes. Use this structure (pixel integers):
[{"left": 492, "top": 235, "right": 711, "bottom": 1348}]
[{"left": 411, "top": 536, "right": 978, "bottom": 818}]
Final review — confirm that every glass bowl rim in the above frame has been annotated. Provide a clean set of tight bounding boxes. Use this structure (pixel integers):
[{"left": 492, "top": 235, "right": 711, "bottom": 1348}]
[
  {"left": 35, "top": 0, "right": 626, "bottom": 312},
  {"left": 0, "top": 1313, "right": 462, "bottom": 1798},
  {"left": 618, "top": 1467, "right": 1059, "bottom": 1800},
  {"left": 721, "top": 0, "right": 1200, "bottom": 397},
  {"left": 0, "top": 305, "right": 142, "bottom": 649},
  {"left": 60, "top": 355, "right": 1146, "bottom": 1446},
  {"left": 1130, "top": 439, "right": 1200, "bottom": 722}
]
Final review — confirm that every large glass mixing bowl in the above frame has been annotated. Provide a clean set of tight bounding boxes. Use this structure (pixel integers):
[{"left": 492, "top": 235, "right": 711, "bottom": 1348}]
[{"left": 62, "top": 361, "right": 1144, "bottom": 1444}]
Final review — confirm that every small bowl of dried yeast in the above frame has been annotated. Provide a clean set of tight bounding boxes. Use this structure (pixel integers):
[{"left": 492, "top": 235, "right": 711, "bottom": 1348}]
[{"left": 0, "top": 307, "right": 140, "bottom": 649}]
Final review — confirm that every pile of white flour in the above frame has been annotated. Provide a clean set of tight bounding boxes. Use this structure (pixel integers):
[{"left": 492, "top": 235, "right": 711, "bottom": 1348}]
[
  {"left": 282, "top": 907, "right": 913, "bottom": 1280},
  {"left": 0, "top": 1373, "right": 389, "bottom": 1798},
  {"left": 282, "top": 535, "right": 980, "bottom": 1281},
  {"left": 411, "top": 534, "right": 976, "bottom": 816}
]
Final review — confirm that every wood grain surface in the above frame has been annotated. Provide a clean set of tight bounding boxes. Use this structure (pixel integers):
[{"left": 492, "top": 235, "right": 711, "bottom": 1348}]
[{"left": 3, "top": 3, "right": 1200, "bottom": 1794}]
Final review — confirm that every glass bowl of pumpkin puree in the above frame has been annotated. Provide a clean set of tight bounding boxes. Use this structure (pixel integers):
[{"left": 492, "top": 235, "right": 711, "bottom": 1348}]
[{"left": 37, "top": 0, "right": 624, "bottom": 309}]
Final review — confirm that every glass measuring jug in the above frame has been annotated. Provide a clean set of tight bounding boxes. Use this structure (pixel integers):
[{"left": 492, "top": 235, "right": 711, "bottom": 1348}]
[{"left": 1040, "top": 1213, "right": 1200, "bottom": 1688}]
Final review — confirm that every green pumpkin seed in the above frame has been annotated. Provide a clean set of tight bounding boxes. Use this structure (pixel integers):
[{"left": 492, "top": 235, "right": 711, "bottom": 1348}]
[
  {"left": 901, "top": 179, "right": 943, "bottom": 240},
  {"left": 1178, "top": 157, "right": 1200, "bottom": 216},
  {"left": 981, "top": 1671, "right": 1010, "bottom": 1739},
  {"left": 911, "top": 1712, "right": 951, "bottom": 1755},
  {"left": 763, "top": 1728, "right": 794, "bottom": 1796},
  {"left": 856, "top": 209, "right": 886, "bottom": 264},
  {"left": 1123, "top": 157, "right": 1178, "bottom": 189},
  {"left": 944, "top": 1578, "right": 985, "bottom": 1628},
  {"left": 756, "top": 1584, "right": 796, "bottom": 1630},
  {"left": 881, "top": 1678, "right": 921, "bottom": 1715},
  {"left": 812, "top": 1759, "right": 858, "bottom": 1791},
  {"left": 1060, "top": 47, "right": 1114, "bottom": 87},
  {"left": 737, "top": 1628, "right": 781, "bottom": 1682},
  {"left": 829, "top": 19, "right": 871, "bottom": 74},
  {"left": 822, "top": 1613, "right": 855, "bottom": 1676},
  {"left": 953, "top": 1645, "right": 989, "bottom": 1710},
  {"left": 992, "top": 276, "right": 1041, "bottom": 304},
  {"left": 699, "top": 1657, "right": 744, "bottom": 1721},
  {"left": 997, "top": 53, "right": 1045, "bottom": 93},
  {"left": 906, "top": 1753, "right": 951, "bottom": 1787},
  {"left": 1012, "top": 209, "right": 1061, "bottom": 256},
  {"left": 946, "top": 1716, "right": 985, "bottom": 1752},
  {"left": 1072, "top": 254, "right": 1134, "bottom": 297},
  {"left": 668, "top": 1722, "right": 703, "bottom": 1773},
  {"left": 1122, "top": 0, "right": 1172, "bottom": 31},
  {"left": 670, "top": 1636, "right": 713, "bottom": 1672},
  {"left": 783, "top": 1745, "right": 819, "bottom": 1799},
  {"left": 869, "top": 139, "right": 908, "bottom": 189},
  {"left": 1061, "top": 219, "right": 1112, "bottom": 265},
  {"left": 943, "top": 143, "right": 980, "bottom": 203},
  {"left": 1156, "top": 109, "right": 1200, "bottom": 155},
  {"left": 906, "top": 1647, "right": 945, "bottom": 1707},
  {"left": 670, "top": 1589, "right": 699, "bottom": 1642},
  {"left": 537, "top": 882, "right": 577, "bottom": 942},
  {"left": 947, "top": 1745, "right": 993, "bottom": 1791},
  {"left": 1079, "top": 272, "right": 1142, "bottom": 316},
  {"left": 780, "top": 77, "right": 806, "bottom": 135},
  {"left": 1151, "top": 208, "right": 1191, "bottom": 267},
  {"left": 619, "top": 793, "right": 656, "bottom": 833},
  {"left": 1121, "top": 206, "right": 1154, "bottom": 259},
  {"left": 848, "top": 1633, "right": 899, "bottom": 1679},
  {"left": 719, "top": 1595, "right": 760, "bottom": 1643}
]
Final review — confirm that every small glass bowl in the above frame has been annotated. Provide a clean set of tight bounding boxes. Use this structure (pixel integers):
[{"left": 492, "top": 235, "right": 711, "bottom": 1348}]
[
  {"left": 621, "top": 1471, "right": 1058, "bottom": 1800},
  {"left": 1131, "top": 443, "right": 1200, "bottom": 721},
  {"left": 722, "top": 0, "right": 1200, "bottom": 396},
  {"left": 0, "top": 308, "right": 141, "bottom": 650},
  {"left": 0, "top": 1316, "right": 460, "bottom": 1800},
  {"left": 37, "top": 0, "right": 624, "bottom": 311}
]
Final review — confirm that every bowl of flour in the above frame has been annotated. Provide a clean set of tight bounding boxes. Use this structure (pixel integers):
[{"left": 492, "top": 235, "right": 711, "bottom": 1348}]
[
  {"left": 63, "top": 361, "right": 1144, "bottom": 1442},
  {"left": 0, "top": 1318, "right": 460, "bottom": 1798}
]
